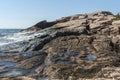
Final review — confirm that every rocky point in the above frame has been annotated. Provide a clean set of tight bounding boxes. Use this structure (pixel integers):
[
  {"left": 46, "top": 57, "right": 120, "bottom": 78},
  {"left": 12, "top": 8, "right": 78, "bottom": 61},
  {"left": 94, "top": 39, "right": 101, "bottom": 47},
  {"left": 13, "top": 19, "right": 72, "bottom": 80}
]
[{"left": 0, "top": 11, "right": 120, "bottom": 80}]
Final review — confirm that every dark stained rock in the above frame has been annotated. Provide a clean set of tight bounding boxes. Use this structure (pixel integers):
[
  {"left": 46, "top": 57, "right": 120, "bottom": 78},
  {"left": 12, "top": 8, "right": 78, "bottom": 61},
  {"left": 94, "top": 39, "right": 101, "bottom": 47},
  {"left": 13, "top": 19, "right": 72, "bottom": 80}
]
[
  {"left": 33, "top": 20, "right": 57, "bottom": 29},
  {"left": 23, "top": 20, "right": 57, "bottom": 31},
  {"left": 23, "top": 29, "right": 83, "bottom": 52}
]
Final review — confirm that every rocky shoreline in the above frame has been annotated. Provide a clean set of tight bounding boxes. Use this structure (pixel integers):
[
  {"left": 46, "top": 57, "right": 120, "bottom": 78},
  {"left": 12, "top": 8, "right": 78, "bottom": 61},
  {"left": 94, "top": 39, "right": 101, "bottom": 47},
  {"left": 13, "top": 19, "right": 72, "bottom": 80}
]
[{"left": 0, "top": 11, "right": 120, "bottom": 80}]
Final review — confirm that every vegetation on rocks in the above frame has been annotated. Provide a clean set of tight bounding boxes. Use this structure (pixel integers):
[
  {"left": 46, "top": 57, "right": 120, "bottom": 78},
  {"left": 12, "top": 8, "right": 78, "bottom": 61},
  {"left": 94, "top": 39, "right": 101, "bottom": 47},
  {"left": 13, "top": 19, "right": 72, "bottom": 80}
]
[{"left": 115, "top": 13, "right": 120, "bottom": 20}]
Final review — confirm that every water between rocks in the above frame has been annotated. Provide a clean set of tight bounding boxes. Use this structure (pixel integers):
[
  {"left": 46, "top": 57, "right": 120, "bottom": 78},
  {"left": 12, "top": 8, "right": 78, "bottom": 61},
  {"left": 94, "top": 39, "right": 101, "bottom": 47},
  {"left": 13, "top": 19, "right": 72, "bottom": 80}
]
[
  {"left": 0, "top": 30, "right": 48, "bottom": 78},
  {"left": 0, "top": 53, "right": 30, "bottom": 77}
]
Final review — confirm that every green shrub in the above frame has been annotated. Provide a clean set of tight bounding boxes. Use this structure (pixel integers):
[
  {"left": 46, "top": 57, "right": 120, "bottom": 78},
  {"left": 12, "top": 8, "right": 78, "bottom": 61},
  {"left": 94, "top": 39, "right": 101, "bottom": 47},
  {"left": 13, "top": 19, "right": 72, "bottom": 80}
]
[{"left": 115, "top": 13, "right": 120, "bottom": 20}]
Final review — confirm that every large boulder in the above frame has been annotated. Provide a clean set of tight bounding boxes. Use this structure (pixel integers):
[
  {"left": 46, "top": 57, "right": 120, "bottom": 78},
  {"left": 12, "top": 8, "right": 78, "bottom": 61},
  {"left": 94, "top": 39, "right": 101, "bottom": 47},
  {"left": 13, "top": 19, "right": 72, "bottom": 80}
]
[{"left": 23, "top": 20, "right": 57, "bottom": 31}]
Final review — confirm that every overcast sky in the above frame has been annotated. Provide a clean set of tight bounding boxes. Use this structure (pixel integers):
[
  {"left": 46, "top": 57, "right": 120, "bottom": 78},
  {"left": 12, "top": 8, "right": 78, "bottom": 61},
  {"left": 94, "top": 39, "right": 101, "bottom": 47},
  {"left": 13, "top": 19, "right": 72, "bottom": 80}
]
[{"left": 0, "top": 0, "right": 119, "bottom": 29}]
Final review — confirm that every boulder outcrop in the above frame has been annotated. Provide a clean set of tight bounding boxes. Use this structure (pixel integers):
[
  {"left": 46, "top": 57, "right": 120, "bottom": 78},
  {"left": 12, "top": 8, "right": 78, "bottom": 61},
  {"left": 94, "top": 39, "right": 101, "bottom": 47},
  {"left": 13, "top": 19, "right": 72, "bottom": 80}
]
[
  {"left": 2, "top": 11, "right": 120, "bottom": 80},
  {"left": 23, "top": 20, "right": 57, "bottom": 31}
]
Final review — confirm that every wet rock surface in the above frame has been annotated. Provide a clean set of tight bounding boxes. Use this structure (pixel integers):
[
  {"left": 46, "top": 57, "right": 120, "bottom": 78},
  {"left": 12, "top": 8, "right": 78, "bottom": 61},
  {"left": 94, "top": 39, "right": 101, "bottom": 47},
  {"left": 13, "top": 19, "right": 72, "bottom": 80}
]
[{"left": 0, "top": 11, "right": 120, "bottom": 80}]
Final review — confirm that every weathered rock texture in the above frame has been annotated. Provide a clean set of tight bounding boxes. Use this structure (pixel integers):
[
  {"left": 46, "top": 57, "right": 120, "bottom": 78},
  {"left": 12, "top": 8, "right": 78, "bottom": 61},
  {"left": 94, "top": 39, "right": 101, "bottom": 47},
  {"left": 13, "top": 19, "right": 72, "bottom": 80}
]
[{"left": 3, "top": 11, "right": 120, "bottom": 80}]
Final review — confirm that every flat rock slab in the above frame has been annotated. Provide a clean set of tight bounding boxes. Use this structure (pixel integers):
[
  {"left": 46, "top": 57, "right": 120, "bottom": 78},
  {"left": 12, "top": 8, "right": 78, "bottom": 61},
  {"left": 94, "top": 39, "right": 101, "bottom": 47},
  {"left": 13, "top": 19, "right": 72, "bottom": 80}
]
[
  {"left": 0, "top": 69, "right": 8, "bottom": 73},
  {"left": 16, "top": 54, "right": 47, "bottom": 69}
]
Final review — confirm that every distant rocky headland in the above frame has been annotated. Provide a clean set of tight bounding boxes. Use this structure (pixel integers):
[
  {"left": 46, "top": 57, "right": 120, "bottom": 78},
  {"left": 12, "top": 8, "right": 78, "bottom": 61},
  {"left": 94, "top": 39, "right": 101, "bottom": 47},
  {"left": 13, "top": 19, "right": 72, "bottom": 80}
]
[{"left": 1, "top": 11, "right": 120, "bottom": 80}]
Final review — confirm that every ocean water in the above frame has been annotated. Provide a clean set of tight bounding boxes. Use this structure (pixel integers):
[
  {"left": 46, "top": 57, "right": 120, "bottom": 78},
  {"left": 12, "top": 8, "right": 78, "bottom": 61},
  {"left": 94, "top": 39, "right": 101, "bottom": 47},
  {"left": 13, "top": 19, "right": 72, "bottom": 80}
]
[
  {"left": 0, "top": 29, "right": 47, "bottom": 52},
  {"left": 0, "top": 29, "right": 48, "bottom": 77},
  {"left": 0, "top": 29, "right": 21, "bottom": 37},
  {"left": 0, "top": 29, "right": 21, "bottom": 46}
]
